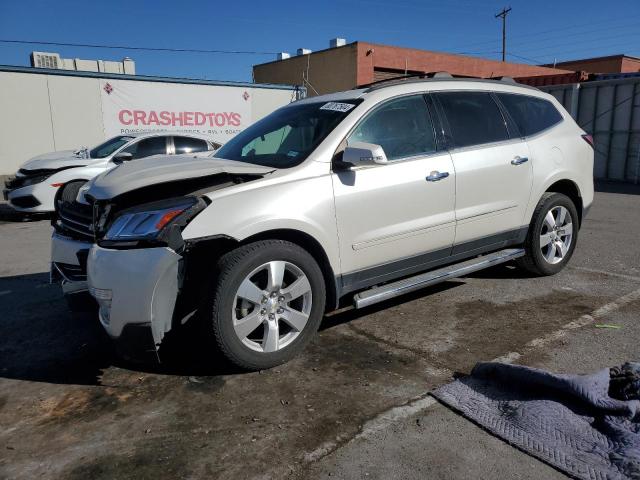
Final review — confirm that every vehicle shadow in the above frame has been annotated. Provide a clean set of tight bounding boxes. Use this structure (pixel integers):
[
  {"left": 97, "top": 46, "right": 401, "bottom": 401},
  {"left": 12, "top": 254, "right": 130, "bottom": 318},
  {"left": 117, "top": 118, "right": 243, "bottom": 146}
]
[
  {"left": 0, "top": 271, "right": 244, "bottom": 386},
  {"left": 0, "top": 272, "right": 468, "bottom": 386},
  {"left": 321, "top": 280, "right": 465, "bottom": 331},
  {"left": 463, "top": 262, "right": 532, "bottom": 280},
  {"left": 0, "top": 203, "right": 50, "bottom": 223}
]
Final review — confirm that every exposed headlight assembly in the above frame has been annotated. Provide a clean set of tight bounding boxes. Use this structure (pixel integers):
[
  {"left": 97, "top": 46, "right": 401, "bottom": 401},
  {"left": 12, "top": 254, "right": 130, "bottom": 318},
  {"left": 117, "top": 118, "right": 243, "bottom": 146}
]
[{"left": 101, "top": 196, "right": 207, "bottom": 248}]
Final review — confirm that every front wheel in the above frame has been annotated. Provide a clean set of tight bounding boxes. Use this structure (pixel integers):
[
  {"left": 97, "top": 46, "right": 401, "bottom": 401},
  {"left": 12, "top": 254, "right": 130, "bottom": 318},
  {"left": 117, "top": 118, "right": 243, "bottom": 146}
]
[
  {"left": 517, "top": 192, "right": 579, "bottom": 276},
  {"left": 210, "top": 240, "right": 326, "bottom": 370}
]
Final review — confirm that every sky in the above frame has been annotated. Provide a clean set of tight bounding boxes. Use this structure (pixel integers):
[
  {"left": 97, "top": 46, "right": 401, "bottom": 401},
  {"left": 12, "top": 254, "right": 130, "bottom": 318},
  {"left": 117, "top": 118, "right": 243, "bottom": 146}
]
[{"left": 1, "top": 0, "right": 640, "bottom": 83}]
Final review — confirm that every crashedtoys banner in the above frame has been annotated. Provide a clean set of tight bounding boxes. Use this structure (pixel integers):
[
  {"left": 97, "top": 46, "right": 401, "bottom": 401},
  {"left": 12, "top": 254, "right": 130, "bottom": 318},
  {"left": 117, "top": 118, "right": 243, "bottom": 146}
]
[{"left": 100, "top": 79, "right": 252, "bottom": 143}]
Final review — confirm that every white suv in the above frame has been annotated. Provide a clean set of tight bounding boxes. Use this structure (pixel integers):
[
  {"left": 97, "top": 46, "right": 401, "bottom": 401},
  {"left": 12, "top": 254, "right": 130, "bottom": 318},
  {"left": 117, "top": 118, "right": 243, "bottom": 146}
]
[
  {"left": 4, "top": 133, "right": 220, "bottom": 213},
  {"left": 51, "top": 78, "right": 594, "bottom": 369}
]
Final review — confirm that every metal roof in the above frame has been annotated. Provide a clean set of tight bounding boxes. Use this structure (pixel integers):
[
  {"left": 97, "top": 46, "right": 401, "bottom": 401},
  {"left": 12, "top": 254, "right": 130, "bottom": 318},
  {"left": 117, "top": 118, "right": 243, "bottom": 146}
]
[{"left": 0, "top": 64, "right": 301, "bottom": 90}]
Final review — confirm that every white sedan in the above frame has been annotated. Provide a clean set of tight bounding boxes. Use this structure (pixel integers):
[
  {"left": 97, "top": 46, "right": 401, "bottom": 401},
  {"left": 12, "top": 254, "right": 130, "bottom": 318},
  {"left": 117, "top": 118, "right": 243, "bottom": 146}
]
[{"left": 3, "top": 133, "right": 221, "bottom": 213}]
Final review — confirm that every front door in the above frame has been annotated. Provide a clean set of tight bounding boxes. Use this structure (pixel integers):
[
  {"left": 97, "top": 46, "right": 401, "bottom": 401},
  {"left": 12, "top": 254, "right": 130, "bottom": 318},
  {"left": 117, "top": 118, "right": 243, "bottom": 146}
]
[{"left": 332, "top": 94, "right": 456, "bottom": 293}]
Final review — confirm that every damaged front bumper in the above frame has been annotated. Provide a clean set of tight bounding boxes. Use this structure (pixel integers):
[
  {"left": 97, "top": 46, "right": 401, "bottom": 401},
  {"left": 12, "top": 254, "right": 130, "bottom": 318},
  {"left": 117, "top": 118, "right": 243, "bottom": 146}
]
[
  {"left": 51, "top": 232, "right": 92, "bottom": 295},
  {"left": 87, "top": 244, "right": 182, "bottom": 349}
]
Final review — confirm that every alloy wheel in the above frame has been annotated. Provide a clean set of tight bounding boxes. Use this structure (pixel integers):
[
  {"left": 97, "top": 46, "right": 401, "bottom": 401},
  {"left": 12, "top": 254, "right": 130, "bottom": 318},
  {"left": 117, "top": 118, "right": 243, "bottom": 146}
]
[
  {"left": 232, "top": 261, "right": 313, "bottom": 353},
  {"left": 540, "top": 205, "right": 573, "bottom": 265}
]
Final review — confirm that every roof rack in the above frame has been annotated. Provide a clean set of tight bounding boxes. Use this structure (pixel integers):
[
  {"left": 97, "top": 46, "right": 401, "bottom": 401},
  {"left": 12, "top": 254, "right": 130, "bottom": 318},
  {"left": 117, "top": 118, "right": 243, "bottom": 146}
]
[
  {"left": 362, "top": 73, "right": 539, "bottom": 93},
  {"left": 492, "top": 76, "right": 517, "bottom": 84},
  {"left": 361, "top": 71, "right": 452, "bottom": 90}
]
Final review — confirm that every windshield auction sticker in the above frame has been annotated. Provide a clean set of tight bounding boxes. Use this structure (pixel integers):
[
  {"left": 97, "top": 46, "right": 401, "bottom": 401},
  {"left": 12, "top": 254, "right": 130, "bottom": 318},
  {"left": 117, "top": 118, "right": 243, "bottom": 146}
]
[{"left": 319, "top": 102, "right": 356, "bottom": 113}]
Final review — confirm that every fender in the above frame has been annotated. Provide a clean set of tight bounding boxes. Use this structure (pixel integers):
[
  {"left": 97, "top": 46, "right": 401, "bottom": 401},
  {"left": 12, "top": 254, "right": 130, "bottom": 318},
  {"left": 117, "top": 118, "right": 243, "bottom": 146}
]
[{"left": 524, "top": 169, "right": 584, "bottom": 225}]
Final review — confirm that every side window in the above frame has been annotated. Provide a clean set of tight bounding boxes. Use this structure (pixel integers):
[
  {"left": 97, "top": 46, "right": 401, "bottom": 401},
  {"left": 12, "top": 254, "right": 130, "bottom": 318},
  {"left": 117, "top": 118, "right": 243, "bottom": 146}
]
[
  {"left": 348, "top": 95, "right": 436, "bottom": 161},
  {"left": 497, "top": 93, "right": 563, "bottom": 137},
  {"left": 123, "top": 137, "right": 168, "bottom": 159},
  {"left": 436, "top": 92, "right": 509, "bottom": 148},
  {"left": 173, "top": 136, "right": 209, "bottom": 154}
]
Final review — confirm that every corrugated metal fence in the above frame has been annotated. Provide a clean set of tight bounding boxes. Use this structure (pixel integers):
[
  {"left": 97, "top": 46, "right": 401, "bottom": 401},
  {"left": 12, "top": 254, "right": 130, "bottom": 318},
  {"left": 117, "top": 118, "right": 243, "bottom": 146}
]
[{"left": 541, "top": 77, "right": 640, "bottom": 184}]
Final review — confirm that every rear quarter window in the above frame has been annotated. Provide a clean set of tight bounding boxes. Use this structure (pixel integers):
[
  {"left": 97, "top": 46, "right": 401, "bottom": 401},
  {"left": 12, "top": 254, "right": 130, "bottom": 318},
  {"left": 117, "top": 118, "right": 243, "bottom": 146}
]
[{"left": 496, "top": 93, "right": 563, "bottom": 137}]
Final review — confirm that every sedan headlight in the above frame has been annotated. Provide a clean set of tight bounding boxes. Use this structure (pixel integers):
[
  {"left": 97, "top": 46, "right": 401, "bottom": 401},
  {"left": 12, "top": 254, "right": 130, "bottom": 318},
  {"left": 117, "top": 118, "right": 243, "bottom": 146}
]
[
  {"left": 17, "top": 172, "right": 54, "bottom": 187},
  {"left": 103, "top": 197, "right": 206, "bottom": 244}
]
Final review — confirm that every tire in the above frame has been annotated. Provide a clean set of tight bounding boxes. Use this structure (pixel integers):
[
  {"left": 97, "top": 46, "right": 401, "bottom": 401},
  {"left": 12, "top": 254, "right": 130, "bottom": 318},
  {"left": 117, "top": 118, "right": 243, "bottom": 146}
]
[
  {"left": 210, "top": 240, "right": 326, "bottom": 370},
  {"left": 59, "top": 180, "right": 87, "bottom": 204},
  {"left": 517, "top": 192, "right": 579, "bottom": 276}
]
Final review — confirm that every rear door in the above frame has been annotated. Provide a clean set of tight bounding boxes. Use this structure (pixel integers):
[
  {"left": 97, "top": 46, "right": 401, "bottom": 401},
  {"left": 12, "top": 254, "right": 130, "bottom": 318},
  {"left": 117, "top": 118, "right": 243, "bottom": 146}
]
[
  {"left": 332, "top": 94, "right": 456, "bottom": 292},
  {"left": 123, "top": 136, "right": 170, "bottom": 159},
  {"left": 435, "top": 91, "right": 532, "bottom": 250}
]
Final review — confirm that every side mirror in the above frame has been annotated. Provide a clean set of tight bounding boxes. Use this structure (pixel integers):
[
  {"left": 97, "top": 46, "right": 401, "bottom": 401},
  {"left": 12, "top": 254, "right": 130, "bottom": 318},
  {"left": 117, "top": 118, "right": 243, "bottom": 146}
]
[
  {"left": 113, "top": 151, "right": 133, "bottom": 163},
  {"left": 342, "top": 142, "right": 389, "bottom": 167}
]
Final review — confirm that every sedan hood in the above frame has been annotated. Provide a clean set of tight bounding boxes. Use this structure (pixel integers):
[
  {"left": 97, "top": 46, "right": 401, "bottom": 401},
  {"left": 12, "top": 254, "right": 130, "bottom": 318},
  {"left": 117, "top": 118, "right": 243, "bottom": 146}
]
[
  {"left": 87, "top": 154, "right": 273, "bottom": 200},
  {"left": 20, "top": 150, "right": 91, "bottom": 171}
]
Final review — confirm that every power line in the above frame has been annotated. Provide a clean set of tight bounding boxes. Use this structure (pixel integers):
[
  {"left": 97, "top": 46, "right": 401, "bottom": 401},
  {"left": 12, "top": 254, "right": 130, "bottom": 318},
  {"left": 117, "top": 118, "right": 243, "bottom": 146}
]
[
  {"left": 448, "top": 13, "right": 640, "bottom": 53},
  {"left": 495, "top": 7, "right": 512, "bottom": 62},
  {"left": 0, "top": 39, "right": 279, "bottom": 56},
  {"left": 507, "top": 52, "right": 543, "bottom": 64}
]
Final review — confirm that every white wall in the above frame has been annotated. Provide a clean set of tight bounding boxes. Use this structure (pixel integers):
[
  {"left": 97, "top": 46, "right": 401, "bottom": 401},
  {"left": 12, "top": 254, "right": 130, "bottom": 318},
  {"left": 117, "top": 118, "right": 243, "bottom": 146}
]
[
  {"left": 0, "top": 72, "right": 56, "bottom": 174},
  {"left": 0, "top": 70, "right": 298, "bottom": 175}
]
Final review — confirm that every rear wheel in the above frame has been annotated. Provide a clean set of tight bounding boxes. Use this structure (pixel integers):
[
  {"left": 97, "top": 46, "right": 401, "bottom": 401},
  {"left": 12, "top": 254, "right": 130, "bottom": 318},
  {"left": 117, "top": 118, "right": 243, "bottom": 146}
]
[
  {"left": 517, "top": 192, "right": 579, "bottom": 276},
  {"left": 210, "top": 240, "right": 326, "bottom": 370}
]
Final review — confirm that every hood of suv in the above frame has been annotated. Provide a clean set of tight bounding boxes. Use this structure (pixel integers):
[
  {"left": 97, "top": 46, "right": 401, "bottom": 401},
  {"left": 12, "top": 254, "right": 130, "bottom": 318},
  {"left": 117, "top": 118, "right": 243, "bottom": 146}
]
[
  {"left": 20, "top": 150, "right": 92, "bottom": 171},
  {"left": 87, "top": 154, "right": 273, "bottom": 200}
]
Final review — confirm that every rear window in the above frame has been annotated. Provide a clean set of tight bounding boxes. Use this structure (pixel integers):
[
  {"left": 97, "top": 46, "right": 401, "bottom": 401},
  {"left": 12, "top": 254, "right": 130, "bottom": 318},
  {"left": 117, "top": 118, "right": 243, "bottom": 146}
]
[
  {"left": 497, "top": 93, "right": 563, "bottom": 137},
  {"left": 174, "top": 136, "right": 209, "bottom": 154},
  {"left": 436, "top": 92, "right": 509, "bottom": 148}
]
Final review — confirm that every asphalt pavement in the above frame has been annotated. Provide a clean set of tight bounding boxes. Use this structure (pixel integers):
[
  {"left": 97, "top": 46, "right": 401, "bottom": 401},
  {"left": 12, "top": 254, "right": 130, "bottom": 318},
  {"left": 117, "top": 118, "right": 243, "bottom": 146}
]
[{"left": 1, "top": 183, "right": 639, "bottom": 479}]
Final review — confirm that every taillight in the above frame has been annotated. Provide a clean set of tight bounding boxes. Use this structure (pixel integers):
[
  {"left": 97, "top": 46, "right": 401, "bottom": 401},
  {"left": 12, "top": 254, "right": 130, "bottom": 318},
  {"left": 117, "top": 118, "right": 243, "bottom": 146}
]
[{"left": 582, "top": 134, "right": 594, "bottom": 149}]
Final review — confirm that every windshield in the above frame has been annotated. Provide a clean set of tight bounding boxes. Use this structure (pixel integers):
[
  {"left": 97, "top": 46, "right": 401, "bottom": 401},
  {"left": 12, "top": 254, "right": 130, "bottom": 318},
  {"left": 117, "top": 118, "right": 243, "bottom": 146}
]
[
  {"left": 89, "top": 136, "right": 134, "bottom": 159},
  {"left": 214, "top": 100, "right": 362, "bottom": 168}
]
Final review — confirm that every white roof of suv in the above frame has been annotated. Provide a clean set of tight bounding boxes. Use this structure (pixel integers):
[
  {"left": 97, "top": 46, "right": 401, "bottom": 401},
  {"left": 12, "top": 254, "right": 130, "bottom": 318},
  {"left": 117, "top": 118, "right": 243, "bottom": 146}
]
[{"left": 295, "top": 77, "right": 548, "bottom": 106}]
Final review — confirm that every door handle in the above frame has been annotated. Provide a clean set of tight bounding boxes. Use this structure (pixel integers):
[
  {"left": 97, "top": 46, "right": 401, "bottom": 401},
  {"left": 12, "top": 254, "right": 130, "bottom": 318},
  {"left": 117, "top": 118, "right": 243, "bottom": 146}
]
[
  {"left": 511, "top": 156, "right": 529, "bottom": 165},
  {"left": 426, "top": 171, "right": 450, "bottom": 182}
]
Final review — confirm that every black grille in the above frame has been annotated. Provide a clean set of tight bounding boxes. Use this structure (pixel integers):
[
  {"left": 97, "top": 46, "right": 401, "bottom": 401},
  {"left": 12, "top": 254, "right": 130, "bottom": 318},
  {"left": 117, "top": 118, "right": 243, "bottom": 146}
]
[
  {"left": 56, "top": 200, "right": 94, "bottom": 240},
  {"left": 53, "top": 262, "right": 87, "bottom": 281}
]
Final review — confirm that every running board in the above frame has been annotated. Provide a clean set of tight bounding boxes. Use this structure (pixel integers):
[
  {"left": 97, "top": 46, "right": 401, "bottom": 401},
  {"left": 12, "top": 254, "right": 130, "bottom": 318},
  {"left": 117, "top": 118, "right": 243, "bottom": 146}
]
[{"left": 353, "top": 248, "right": 525, "bottom": 309}]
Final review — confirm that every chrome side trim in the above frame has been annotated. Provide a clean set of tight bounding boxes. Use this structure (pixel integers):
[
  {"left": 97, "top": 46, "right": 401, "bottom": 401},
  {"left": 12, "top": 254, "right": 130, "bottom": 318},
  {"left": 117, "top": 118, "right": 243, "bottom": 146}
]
[{"left": 353, "top": 247, "right": 525, "bottom": 309}]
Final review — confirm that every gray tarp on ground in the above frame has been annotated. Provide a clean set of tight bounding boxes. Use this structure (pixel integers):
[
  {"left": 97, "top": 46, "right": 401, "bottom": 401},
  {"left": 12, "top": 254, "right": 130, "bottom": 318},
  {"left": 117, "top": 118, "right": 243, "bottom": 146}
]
[{"left": 433, "top": 362, "right": 640, "bottom": 480}]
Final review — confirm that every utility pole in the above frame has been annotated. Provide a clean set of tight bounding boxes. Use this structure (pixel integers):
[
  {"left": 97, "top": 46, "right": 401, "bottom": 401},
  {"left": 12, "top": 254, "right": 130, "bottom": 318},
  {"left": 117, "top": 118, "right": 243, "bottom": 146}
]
[{"left": 495, "top": 6, "right": 512, "bottom": 62}]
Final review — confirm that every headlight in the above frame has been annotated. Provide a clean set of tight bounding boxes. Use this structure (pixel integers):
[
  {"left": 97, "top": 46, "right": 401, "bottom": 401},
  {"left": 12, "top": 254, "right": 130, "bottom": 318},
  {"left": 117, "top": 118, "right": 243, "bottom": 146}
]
[
  {"left": 103, "top": 197, "right": 206, "bottom": 243},
  {"left": 20, "top": 173, "right": 53, "bottom": 187}
]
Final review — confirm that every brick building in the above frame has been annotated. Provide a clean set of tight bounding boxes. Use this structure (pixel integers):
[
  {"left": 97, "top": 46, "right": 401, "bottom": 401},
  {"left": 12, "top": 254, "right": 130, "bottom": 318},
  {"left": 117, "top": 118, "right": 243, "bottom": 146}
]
[
  {"left": 253, "top": 40, "right": 571, "bottom": 96},
  {"left": 543, "top": 54, "right": 640, "bottom": 74}
]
